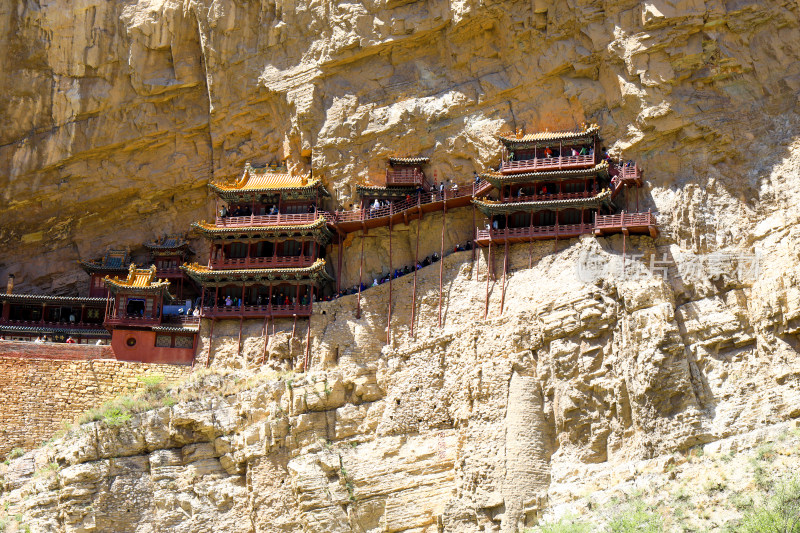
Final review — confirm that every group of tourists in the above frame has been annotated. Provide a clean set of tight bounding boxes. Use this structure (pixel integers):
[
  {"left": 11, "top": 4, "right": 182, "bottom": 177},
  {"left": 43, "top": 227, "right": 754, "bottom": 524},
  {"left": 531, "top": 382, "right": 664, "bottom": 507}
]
[{"left": 328, "top": 240, "right": 474, "bottom": 300}]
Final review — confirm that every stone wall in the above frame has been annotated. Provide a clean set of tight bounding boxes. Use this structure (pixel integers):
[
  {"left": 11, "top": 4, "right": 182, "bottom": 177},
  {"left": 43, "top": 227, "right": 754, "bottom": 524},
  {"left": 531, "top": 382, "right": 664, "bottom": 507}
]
[{"left": 0, "top": 348, "right": 190, "bottom": 459}]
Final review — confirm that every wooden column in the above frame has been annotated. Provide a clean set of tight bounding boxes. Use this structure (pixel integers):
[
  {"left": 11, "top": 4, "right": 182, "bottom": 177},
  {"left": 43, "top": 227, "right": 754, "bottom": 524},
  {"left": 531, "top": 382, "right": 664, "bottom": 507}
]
[
  {"left": 500, "top": 237, "right": 509, "bottom": 316},
  {"left": 356, "top": 228, "right": 365, "bottom": 318},
  {"left": 438, "top": 204, "right": 446, "bottom": 328},
  {"left": 528, "top": 211, "right": 534, "bottom": 269},
  {"left": 304, "top": 285, "right": 314, "bottom": 371},
  {"left": 484, "top": 241, "right": 492, "bottom": 320},
  {"left": 411, "top": 197, "right": 421, "bottom": 338},
  {"left": 387, "top": 218, "right": 393, "bottom": 345},
  {"left": 206, "top": 318, "right": 215, "bottom": 367}
]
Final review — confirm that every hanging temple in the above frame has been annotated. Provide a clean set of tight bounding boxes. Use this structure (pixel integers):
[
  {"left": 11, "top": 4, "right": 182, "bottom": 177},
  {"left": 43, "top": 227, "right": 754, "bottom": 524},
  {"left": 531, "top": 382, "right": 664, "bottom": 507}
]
[{"left": 0, "top": 126, "right": 657, "bottom": 366}]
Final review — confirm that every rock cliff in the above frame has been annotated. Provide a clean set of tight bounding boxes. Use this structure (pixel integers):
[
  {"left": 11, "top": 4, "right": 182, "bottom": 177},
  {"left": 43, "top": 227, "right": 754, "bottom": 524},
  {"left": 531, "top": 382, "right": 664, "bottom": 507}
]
[{"left": 2, "top": 0, "right": 800, "bottom": 531}]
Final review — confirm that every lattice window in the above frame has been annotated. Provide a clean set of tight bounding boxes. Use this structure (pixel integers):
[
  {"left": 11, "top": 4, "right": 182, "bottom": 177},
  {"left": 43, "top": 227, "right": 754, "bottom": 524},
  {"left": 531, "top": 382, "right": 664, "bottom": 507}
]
[
  {"left": 155, "top": 335, "right": 172, "bottom": 348},
  {"left": 174, "top": 336, "right": 193, "bottom": 349}
]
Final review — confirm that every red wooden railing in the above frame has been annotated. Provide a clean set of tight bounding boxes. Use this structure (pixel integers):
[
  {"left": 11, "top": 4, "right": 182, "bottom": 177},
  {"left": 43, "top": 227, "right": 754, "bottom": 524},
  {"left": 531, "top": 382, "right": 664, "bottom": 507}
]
[
  {"left": 161, "top": 315, "right": 201, "bottom": 326},
  {"left": 105, "top": 316, "right": 161, "bottom": 327},
  {"left": 594, "top": 212, "right": 655, "bottom": 229},
  {"left": 500, "top": 155, "right": 595, "bottom": 173},
  {"left": 202, "top": 303, "right": 312, "bottom": 318},
  {"left": 210, "top": 255, "right": 314, "bottom": 269},
  {"left": 386, "top": 168, "right": 425, "bottom": 187},
  {"left": 501, "top": 190, "right": 595, "bottom": 203},
  {"left": 476, "top": 223, "right": 594, "bottom": 241},
  {"left": 156, "top": 267, "right": 183, "bottom": 275},
  {"left": 214, "top": 212, "right": 320, "bottom": 227},
  {"left": 0, "top": 319, "right": 105, "bottom": 330}
]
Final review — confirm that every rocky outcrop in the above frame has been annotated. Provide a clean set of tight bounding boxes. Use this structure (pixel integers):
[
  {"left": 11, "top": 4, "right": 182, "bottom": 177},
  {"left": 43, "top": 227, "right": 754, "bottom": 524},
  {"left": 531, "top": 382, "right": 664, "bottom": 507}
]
[{"left": 3, "top": 0, "right": 800, "bottom": 531}]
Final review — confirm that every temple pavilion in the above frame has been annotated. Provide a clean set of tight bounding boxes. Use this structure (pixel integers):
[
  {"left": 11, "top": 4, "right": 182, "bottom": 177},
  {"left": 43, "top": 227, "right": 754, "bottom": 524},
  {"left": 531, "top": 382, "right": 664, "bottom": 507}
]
[
  {"left": 103, "top": 264, "right": 198, "bottom": 364},
  {"left": 143, "top": 234, "right": 196, "bottom": 301},
  {"left": 182, "top": 162, "right": 335, "bottom": 319},
  {"left": 80, "top": 248, "right": 131, "bottom": 298},
  {"left": 473, "top": 125, "right": 656, "bottom": 245}
]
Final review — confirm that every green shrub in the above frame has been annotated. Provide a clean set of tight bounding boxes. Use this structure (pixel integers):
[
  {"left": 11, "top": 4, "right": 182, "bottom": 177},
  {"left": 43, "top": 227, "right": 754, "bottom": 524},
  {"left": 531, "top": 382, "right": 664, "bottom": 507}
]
[
  {"left": 608, "top": 500, "right": 662, "bottom": 533},
  {"left": 8, "top": 448, "right": 24, "bottom": 460},
  {"left": 102, "top": 407, "right": 132, "bottom": 427},
  {"left": 528, "top": 514, "right": 593, "bottom": 533},
  {"left": 137, "top": 374, "right": 165, "bottom": 391},
  {"left": 739, "top": 478, "right": 800, "bottom": 532}
]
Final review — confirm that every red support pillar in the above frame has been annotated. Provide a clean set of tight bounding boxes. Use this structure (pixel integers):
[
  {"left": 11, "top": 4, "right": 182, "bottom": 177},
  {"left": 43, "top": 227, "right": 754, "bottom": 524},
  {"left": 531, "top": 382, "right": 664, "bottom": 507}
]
[
  {"left": 206, "top": 318, "right": 215, "bottom": 368},
  {"left": 304, "top": 285, "right": 314, "bottom": 371},
  {"left": 484, "top": 241, "right": 492, "bottom": 320},
  {"left": 411, "top": 199, "right": 421, "bottom": 338},
  {"left": 336, "top": 232, "right": 343, "bottom": 294},
  {"left": 261, "top": 312, "right": 270, "bottom": 365},
  {"left": 528, "top": 211, "right": 534, "bottom": 269},
  {"left": 438, "top": 204, "right": 446, "bottom": 328},
  {"left": 356, "top": 228, "right": 365, "bottom": 319},
  {"left": 387, "top": 218, "right": 393, "bottom": 345},
  {"left": 500, "top": 238, "right": 509, "bottom": 316}
]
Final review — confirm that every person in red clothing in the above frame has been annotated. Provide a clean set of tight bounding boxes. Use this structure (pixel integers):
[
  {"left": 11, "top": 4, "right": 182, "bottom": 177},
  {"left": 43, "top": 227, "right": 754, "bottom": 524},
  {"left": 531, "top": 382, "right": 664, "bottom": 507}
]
[{"left": 65, "top": 337, "right": 76, "bottom": 344}]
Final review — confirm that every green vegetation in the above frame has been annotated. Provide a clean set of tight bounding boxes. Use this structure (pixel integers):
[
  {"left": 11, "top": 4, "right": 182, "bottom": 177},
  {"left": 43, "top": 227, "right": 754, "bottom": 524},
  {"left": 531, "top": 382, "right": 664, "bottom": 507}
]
[
  {"left": 607, "top": 499, "right": 662, "bottom": 533},
  {"left": 526, "top": 515, "right": 593, "bottom": 533},
  {"left": 7, "top": 449, "right": 23, "bottom": 461},
  {"left": 738, "top": 478, "right": 800, "bottom": 532}
]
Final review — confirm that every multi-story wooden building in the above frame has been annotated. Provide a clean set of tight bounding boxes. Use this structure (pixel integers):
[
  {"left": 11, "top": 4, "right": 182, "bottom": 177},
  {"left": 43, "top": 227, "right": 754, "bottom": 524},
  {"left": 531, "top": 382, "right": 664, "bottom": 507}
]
[
  {"left": 144, "top": 234, "right": 196, "bottom": 301},
  {"left": 474, "top": 126, "right": 656, "bottom": 245},
  {"left": 182, "top": 162, "right": 334, "bottom": 319}
]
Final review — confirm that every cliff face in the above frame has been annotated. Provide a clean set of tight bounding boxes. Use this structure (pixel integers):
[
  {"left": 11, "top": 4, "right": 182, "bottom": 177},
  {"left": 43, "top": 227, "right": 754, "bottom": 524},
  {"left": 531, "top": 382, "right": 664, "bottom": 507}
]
[
  {"left": 3, "top": 0, "right": 800, "bottom": 531},
  {"left": 2, "top": 0, "right": 799, "bottom": 290}
]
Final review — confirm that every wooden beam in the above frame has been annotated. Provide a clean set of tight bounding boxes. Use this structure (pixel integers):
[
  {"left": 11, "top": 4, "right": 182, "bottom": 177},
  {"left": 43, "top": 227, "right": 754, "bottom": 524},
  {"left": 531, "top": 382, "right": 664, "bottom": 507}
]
[{"left": 438, "top": 204, "right": 446, "bottom": 328}]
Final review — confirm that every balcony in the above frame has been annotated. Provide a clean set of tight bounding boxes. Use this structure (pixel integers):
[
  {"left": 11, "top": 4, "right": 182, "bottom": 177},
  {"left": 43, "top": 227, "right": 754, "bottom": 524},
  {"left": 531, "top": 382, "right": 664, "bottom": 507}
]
[
  {"left": 594, "top": 212, "right": 657, "bottom": 237},
  {"left": 385, "top": 168, "right": 426, "bottom": 187},
  {"left": 500, "top": 154, "right": 595, "bottom": 174},
  {"left": 476, "top": 223, "right": 594, "bottom": 244},
  {"left": 214, "top": 212, "right": 320, "bottom": 228},
  {"left": 210, "top": 255, "right": 315, "bottom": 270},
  {"left": 0, "top": 319, "right": 106, "bottom": 331},
  {"left": 161, "top": 315, "right": 201, "bottom": 326},
  {"left": 104, "top": 315, "right": 161, "bottom": 327},
  {"left": 202, "top": 303, "right": 312, "bottom": 319},
  {"left": 501, "top": 190, "right": 596, "bottom": 203}
]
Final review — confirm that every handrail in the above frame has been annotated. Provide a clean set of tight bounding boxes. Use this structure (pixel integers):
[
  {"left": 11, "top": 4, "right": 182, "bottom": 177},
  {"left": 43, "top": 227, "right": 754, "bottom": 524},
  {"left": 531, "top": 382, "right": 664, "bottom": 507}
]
[
  {"left": 0, "top": 319, "right": 105, "bottom": 329},
  {"left": 502, "top": 191, "right": 595, "bottom": 202},
  {"left": 104, "top": 316, "right": 161, "bottom": 326},
  {"left": 595, "top": 212, "right": 655, "bottom": 228},
  {"left": 214, "top": 212, "right": 320, "bottom": 227},
  {"left": 210, "top": 256, "right": 314, "bottom": 269},
  {"left": 501, "top": 154, "right": 595, "bottom": 172},
  {"left": 201, "top": 303, "right": 312, "bottom": 318},
  {"left": 476, "top": 223, "right": 593, "bottom": 241}
]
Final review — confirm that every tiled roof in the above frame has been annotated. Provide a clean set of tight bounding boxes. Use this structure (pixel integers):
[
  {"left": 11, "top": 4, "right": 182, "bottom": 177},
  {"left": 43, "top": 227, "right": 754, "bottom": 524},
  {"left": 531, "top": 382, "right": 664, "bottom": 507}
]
[
  {"left": 498, "top": 125, "right": 599, "bottom": 144},
  {"left": 152, "top": 325, "right": 200, "bottom": 333},
  {"left": 181, "top": 259, "right": 334, "bottom": 283},
  {"left": 0, "top": 294, "right": 106, "bottom": 305},
  {"left": 389, "top": 156, "right": 429, "bottom": 166},
  {"left": 191, "top": 217, "right": 334, "bottom": 244},
  {"left": 103, "top": 265, "right": 170, "bottom": 294},
  {"left": 481, "top": 161, "right": 609, "bottom": 184},
  {"left": 209, "top": 162, "right": 319, "bottom": 193},
  {"left": 472, "top": 189, "right": 612, "bottom": 215},
  {"left": 144, "top": 234, "right": 189, "bottom": 250},
  {"left": 80, "top": 249, "right": 131, "bottom": 273},
  {"left": 0, "top": 325, "right": 110, "bottom": 336}
]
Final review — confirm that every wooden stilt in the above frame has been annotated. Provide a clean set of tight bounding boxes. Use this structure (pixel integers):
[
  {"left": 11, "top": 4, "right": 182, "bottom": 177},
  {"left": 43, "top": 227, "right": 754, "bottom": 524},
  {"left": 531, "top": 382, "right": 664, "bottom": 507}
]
[
  {"left": 471, "top": 203, "right": 476, "bottom": 263},
  {"left": 305, "top": 286, "right": 314, "bottom": 371},
  {"left": 411, "top": 201, "right": 421, "bottom": 337},
  {"left": 528, "top": 211, "right": 534, "bottom": 269},
  {"left": 237, "top": 316, "right": 243, "bottom": 358},
  {"left": 622, "top": 225, "right": 627, "bottom": 279},
  {"left": 500, "top": 238, "right": 509, "bottom": 315},
  {"left": 387, "top": 219, "right": 393, "bottom": 345},
  {"left": 438, "top": 205, "right": 446, "bottom": 328},
  {"left": 356, "top": 228, "right": 365, "bottom": 319},
  {"left": 206, "top": 318, "right": 215, "bottom": 368},
  {"left": 484, "top": 241, "right": 492, "bottom": 320},
  {"left": 336, "top": 232, "right": 343, "bottom": 294},
  {"left": 261, "top": 315, "right": 270, "bottom": 365}
]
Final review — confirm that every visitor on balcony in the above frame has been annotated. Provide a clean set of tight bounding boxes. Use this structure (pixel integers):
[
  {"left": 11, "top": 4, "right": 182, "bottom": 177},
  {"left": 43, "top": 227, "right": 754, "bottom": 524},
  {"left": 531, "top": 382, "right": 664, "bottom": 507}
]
[
  {"left": 225, "top": 295, "right": 232, "bottom": 306},
  {"left": 571, "top": 147, "right": 579, "bottom": 156},
  {"left": 544, "top": 147, "right": 553, "bottom": 158},
  {"left": 220, "top": 205, "right": 228, "bottom": 218}
]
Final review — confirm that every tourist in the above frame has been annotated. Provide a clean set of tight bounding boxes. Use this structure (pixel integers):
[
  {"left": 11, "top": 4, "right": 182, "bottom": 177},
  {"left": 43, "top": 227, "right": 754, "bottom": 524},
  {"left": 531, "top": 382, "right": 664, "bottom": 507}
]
[
  {"left": 66, "top": 337, "right": 75, "bottom": 344},
  {"left": 571, "top": 147, "right": 579, "bottom": 156},
  {"left": 96, "top": 339, "right": 104, "bottom": 345},
  {"left": 193, "top": 307, "right": 201, "bottom": 317},
  {"left": 492, "top": 219, "right": 499, "bottom": 230},
  {"left": 544, "top": 146, "right": 553, "bottom": 158},
  {"left": 474, "top": 172, "right": 480, "bottom": 184},
  {"left": 373, "top": 279, "right": 378, "bottom": 287},
  {"left": 579, "top": 146, "right": 588, "bottom": 155},
  {"left": 34, "top": 336, "right": 43, "bottom": 343},
  {"left": 225, "top": 296, "right": 232, "bottom": 306}
]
